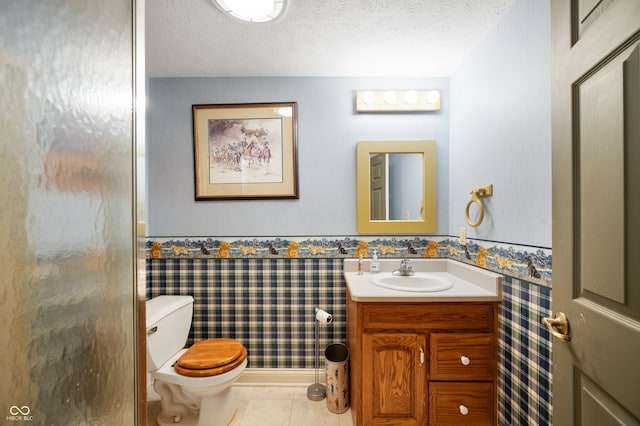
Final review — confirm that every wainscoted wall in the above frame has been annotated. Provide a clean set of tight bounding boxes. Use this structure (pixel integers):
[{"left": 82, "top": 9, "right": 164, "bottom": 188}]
[
  {"left": 499, "top": 276, "right": 552, "bottom": 425},
  {"left": 147, "top": 258, "right": 345, "bottom": 368},
  {"left": 146, "top": 235, "right": 552, "bottom": 425}
]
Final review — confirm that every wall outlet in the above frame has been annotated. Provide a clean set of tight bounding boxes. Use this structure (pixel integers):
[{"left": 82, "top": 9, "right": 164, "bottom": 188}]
[{"left": 459, "top": 227, "right": 466, "bottom": 245}]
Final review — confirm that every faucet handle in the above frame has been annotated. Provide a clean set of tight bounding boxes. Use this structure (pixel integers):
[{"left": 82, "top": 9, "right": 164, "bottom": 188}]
[{"left": 392, "top": 259, "right": 414, "bottom": 276}]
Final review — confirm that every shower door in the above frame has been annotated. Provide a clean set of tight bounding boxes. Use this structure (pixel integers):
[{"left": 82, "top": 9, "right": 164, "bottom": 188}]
[{"left": 0, "top": 1, "right": 140, "bottom": 424}]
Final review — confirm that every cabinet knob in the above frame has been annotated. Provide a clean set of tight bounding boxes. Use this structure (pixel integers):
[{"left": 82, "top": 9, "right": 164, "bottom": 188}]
[
  {"left": 459, "top": 405, "right": 469, "bottom": 415},
  {"left": 460, "top": 355, "right": 470, "bottom": 365}
]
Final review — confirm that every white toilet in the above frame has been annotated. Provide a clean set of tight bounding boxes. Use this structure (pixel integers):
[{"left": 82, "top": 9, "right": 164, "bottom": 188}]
[{"left": 146, "top": 295, "right": 248, "bottom": 426}]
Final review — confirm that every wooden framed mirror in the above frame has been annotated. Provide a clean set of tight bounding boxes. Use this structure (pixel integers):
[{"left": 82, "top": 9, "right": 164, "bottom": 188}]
[{"left": 356, "top": 140, "right": 437, "bottom": 234}]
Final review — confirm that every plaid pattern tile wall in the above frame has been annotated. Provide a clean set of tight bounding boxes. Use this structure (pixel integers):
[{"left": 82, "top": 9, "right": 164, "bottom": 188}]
[
  {"left": 499, "top": 276, "right": 552, "bottom": 425},
  {"left": 146, "top": 258, "right": 346, "bottom": 368}
]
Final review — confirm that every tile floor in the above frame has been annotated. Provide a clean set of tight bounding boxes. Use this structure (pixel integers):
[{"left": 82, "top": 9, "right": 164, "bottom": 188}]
[{"left": 147, "top": 386, "right": 353, "bottom": 426}]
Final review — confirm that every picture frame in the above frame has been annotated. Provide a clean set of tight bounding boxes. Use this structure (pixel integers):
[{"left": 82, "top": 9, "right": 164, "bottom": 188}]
[{"left": 192, "top": 102, "right": 299, "bottom": 200}]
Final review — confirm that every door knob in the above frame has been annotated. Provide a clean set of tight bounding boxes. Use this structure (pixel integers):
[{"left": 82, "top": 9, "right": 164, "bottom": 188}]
[{"left": 542, "top": 312, "right": 571, "bottom": 341}]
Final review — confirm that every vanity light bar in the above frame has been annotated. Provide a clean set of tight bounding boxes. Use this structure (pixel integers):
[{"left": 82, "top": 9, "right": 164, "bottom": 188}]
[{"left": 356, "top": 90, "right": 441, "bottom": 112}]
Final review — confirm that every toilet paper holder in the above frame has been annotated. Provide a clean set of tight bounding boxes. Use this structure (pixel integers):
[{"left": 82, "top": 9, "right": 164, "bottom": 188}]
[
  {"left": 315, "top": 308, "right": 332, "bottom": 324},
  {"left": 465, "top": 184, "right": 493, "bottom": 227},
  {"left": 308, "top": 307, "right": 333, "bottom": 401}
]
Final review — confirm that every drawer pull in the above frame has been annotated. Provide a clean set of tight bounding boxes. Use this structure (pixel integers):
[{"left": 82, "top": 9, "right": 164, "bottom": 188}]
[
  {"left": 460, "top": 355, "right": 470, "bottom": 366},
  {"left": 419, "top": 345, "right": 425, "bottom": 366},
  {"left": 459, "top": 404, "right": 469, "bottom": 415}
]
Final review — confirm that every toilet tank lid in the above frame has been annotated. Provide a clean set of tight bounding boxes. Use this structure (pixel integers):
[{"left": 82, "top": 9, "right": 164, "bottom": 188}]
[{"left": 146, "top": 295, "right": 194, "bottom": 327}]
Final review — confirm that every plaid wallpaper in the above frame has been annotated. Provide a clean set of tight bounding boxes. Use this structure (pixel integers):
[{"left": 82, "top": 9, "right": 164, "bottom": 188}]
[
  {"left": 499, "top": 276, "right": 552, "bottom": 425},
  {"left": 146, "top": 258, "right": 346, "bottom": 368},
  {"left": 146, "top": 240, "right": 553, "bottom": 425}
]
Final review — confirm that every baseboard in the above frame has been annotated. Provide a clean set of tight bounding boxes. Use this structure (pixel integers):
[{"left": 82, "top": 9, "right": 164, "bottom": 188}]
[{"left": 235, "top": 368, "right": 318, "bottom": 387}]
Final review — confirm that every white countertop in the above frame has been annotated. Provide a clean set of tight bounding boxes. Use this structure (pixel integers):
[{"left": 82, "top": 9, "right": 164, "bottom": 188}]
[{"left": 344, "top": 258, "right": 503, "bottom": 302}]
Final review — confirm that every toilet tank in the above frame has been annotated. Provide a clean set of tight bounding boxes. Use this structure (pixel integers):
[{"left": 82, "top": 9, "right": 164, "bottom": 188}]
[{"left": 146, "top": 295, "right": 194, "bottom": 371}]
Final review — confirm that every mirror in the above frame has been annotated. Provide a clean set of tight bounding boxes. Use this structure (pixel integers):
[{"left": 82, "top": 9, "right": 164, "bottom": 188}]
[
  {"left": 357, "top": 140, "right": 436, "bottom": 234},
  {"left": 369, "top": 153, "right": 424, "bottom": 220}
]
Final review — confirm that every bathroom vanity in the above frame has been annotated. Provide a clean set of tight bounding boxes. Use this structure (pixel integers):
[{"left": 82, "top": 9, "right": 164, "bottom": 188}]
[{"left": 344, "top": 259, "right": 502, "bottom": 426}]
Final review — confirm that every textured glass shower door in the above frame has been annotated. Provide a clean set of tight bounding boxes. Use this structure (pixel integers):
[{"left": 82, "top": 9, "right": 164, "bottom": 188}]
[{"left": 0, "top": 1, "right": 138, "bottom": 424}]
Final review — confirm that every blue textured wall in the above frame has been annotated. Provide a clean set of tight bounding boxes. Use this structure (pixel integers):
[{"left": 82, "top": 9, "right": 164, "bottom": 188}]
[
  {"left": 146, "top": 76, "right": 450, "bottom": 237},
  {"left": 450, "top": 0, "right": 551, "bottom": 248}
]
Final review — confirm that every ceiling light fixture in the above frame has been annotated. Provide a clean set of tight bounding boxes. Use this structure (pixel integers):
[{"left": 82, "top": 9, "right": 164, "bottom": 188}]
[{"left": 213, "top": 0, "right": 287, "bottom": 23}]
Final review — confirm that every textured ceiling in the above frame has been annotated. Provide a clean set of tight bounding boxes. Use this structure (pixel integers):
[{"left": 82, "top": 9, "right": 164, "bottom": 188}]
[{"left": 146, "top": 0, "right": 516, "bottom": 78}]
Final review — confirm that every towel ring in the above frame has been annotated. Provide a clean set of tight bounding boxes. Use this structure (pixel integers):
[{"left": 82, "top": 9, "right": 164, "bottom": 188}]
[
  {"left": 465, "top": 184, "right": 493, "bottom": 227},
  {"left": 465, "top": 195, "right": 484, "bottom": 227}
]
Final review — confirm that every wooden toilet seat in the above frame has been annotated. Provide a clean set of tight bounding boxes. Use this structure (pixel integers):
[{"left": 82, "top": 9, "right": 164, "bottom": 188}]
[{"left": 174, "top": 338, "right": 247, "bottom": 377}]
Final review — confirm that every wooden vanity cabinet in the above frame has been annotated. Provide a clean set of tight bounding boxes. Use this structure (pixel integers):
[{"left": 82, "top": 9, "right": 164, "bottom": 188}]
[{"left": 346, "top": 288, "right": 498, "bottom": 426}]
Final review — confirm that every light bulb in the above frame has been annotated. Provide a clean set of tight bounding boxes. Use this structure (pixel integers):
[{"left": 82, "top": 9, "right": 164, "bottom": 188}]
[
  {"left": 384, "top": 90, "right": 397, "bottom": 104},
  {"left": 362, "top": 91, "right": 375, "bottom": 105},
  {"left": 426, "top": 91, "right": 440, "bottom": 104},
  {"left": 404, "top": 90, "right": 418, "bottom": 104}
]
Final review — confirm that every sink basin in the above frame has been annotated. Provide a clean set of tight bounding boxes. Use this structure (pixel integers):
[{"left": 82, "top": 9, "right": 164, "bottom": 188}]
[{"left": 371, "top": 273, "right": 453, "bottom": 293}]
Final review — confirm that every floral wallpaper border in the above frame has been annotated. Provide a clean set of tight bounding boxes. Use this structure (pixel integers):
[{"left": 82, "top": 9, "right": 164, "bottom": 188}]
[{"left": 146, "top": 236, "right": 552, "bottom": 288}]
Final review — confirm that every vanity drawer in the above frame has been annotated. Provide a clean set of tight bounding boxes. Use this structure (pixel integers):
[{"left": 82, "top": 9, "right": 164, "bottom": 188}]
[
  {"left": 430, "top": 333, "right": 495, "bottom": 381},
  {"left": 362, "top": 303, "right": 495, "bottom": 331},
  {"left": 429, "top": 382, "right": 495, "bottom": 425}
]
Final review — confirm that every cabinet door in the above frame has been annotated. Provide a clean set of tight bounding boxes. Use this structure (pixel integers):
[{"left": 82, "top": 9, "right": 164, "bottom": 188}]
[{"left": 363, "top": 333, "right": 427, "bottom": 425}]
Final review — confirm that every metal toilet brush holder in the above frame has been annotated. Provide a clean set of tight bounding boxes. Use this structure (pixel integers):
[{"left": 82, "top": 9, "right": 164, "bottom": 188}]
[{"left": 307, "top": 307, "right": 332, "bottom": 401}]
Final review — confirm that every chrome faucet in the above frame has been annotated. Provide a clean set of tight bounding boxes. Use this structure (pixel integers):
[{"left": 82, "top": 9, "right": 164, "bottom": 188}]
[{"left": 392, "top": 259, "right": 414, "bottom": 276}]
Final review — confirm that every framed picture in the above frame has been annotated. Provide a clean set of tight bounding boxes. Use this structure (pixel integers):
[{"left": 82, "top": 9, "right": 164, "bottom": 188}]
[{"left": 192, "top": 102, "right": 299, "bottom": 200}]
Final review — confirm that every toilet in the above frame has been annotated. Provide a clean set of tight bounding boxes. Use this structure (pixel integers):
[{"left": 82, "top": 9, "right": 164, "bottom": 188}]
[{"left": 146, "top": 295, "right": 247, "bottom": 426}]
